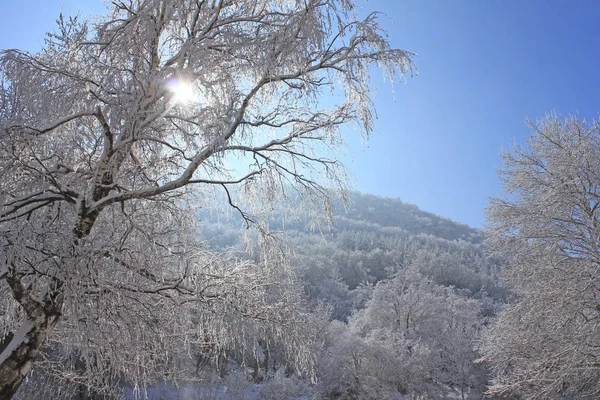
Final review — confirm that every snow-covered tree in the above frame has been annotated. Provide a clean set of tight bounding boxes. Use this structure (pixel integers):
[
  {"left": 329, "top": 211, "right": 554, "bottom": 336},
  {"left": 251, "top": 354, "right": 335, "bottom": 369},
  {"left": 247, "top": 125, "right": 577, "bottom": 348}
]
[
  {"left": 0, "top": 0, "right": 413, "bottom": 397},
  {"left": 481, "top": 115, "right": 600, "bottom": 398},
  {"left": 321, "top": 268, "right": 485, "bottom": 399}
]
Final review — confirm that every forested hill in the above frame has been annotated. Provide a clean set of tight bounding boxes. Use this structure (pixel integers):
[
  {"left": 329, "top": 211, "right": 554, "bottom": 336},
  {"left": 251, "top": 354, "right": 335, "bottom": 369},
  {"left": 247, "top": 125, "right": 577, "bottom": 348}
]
[
  {"left": 201, "top": 191, "right": 503, "bottom": 315},
  {"left": 203, "top": 191, "right": 483, "bottom": 247},
  {"left": 324, "top": 192, "right": 482, "bottom": 243},
  {"left": 193, "top": 191, "right": 503, "bottom": 398}
]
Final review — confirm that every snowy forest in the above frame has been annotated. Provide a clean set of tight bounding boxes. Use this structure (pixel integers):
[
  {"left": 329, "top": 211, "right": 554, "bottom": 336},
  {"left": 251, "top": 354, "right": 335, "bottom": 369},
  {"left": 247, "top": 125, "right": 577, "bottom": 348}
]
[{"left": 2, "top": 0, "right": 600, "bottom": 399}]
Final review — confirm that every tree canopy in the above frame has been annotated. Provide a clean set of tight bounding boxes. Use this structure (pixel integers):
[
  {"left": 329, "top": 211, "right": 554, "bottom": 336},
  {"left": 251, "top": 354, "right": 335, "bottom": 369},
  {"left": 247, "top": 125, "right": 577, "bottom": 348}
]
[
  {"left": 0, "top": 0, "right": 413, "bottom": 398},
  {"left": 481, "top": 116, "right": 600, "bottom": 399}
]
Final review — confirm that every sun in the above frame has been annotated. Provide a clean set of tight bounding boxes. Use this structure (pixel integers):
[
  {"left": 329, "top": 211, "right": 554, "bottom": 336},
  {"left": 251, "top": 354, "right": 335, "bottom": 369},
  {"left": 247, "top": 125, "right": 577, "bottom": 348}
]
[{"left": 166, "top": 78, "right": 196, "bottom": 105}]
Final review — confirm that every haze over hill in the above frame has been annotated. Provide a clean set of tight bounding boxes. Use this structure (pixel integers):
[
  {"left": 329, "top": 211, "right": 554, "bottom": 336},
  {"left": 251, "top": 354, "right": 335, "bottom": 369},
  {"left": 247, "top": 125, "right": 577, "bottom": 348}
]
[{"left": 203, "top": 191, "right": 483, "bottom": 245}]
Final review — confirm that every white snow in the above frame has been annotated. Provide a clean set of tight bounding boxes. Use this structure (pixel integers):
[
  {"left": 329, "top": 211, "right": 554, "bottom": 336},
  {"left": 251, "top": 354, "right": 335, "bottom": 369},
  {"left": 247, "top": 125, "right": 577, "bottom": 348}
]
[{"left": 0, "top": 319, "right": 33, "bottom": 365}]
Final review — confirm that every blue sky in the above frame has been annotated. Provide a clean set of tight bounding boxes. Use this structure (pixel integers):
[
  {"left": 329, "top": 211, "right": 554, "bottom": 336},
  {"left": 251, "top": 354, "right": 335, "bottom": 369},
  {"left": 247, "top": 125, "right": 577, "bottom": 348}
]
[
  {"left": 346, "top": 0, "right": 600, "bottom": 228},
  {"left": 1, "top": 1, "right": 599, "bottom": 228}
]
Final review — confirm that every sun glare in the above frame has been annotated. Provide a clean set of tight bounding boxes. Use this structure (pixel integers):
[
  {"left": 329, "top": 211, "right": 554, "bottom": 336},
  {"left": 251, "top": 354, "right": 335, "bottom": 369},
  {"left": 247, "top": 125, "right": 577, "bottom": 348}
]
[{"left": 166, "top": 78, "right": 196, "bottom": 105}]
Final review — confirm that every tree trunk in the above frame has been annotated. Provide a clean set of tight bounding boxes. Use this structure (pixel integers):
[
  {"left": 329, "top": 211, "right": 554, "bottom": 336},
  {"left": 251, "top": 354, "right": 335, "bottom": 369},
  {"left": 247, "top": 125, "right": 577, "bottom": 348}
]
[
  {"left": 0, "top": 314, "right": 61, "bottom": 400},
  {"left": 252, "top": 357, "right": 262, "bottom": 383},
  {"left": 0, "top": 275, "right": 63, "bottom": 400}
]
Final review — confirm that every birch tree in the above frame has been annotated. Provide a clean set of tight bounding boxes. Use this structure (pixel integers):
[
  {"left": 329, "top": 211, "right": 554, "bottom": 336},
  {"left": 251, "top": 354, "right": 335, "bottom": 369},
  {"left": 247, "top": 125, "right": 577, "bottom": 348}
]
[
  {"left": 0, "top": 0, "right": 413, "bottom": 398},
  {"left": 481, "top": 116, "right": 600, "bottom": 399}
]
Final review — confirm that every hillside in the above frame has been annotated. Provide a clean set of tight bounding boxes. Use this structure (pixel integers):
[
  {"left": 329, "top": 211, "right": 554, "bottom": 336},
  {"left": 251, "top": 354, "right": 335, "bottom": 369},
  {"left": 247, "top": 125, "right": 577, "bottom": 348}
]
[
  {"left": 200, "top": 191, "right": 504, "bottom": 316},
  {"left": 193, "top": 191, "right": 505, "bottom": 398},
  {"left": 202, "top": 191, "right": 483, "bottom": 246}
]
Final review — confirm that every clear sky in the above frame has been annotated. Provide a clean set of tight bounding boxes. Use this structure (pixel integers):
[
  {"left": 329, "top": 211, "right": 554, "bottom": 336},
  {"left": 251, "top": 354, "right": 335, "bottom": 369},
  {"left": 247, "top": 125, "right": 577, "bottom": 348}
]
[{"left": 1, "top": 0, "right": 599, "bottom": 228}]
